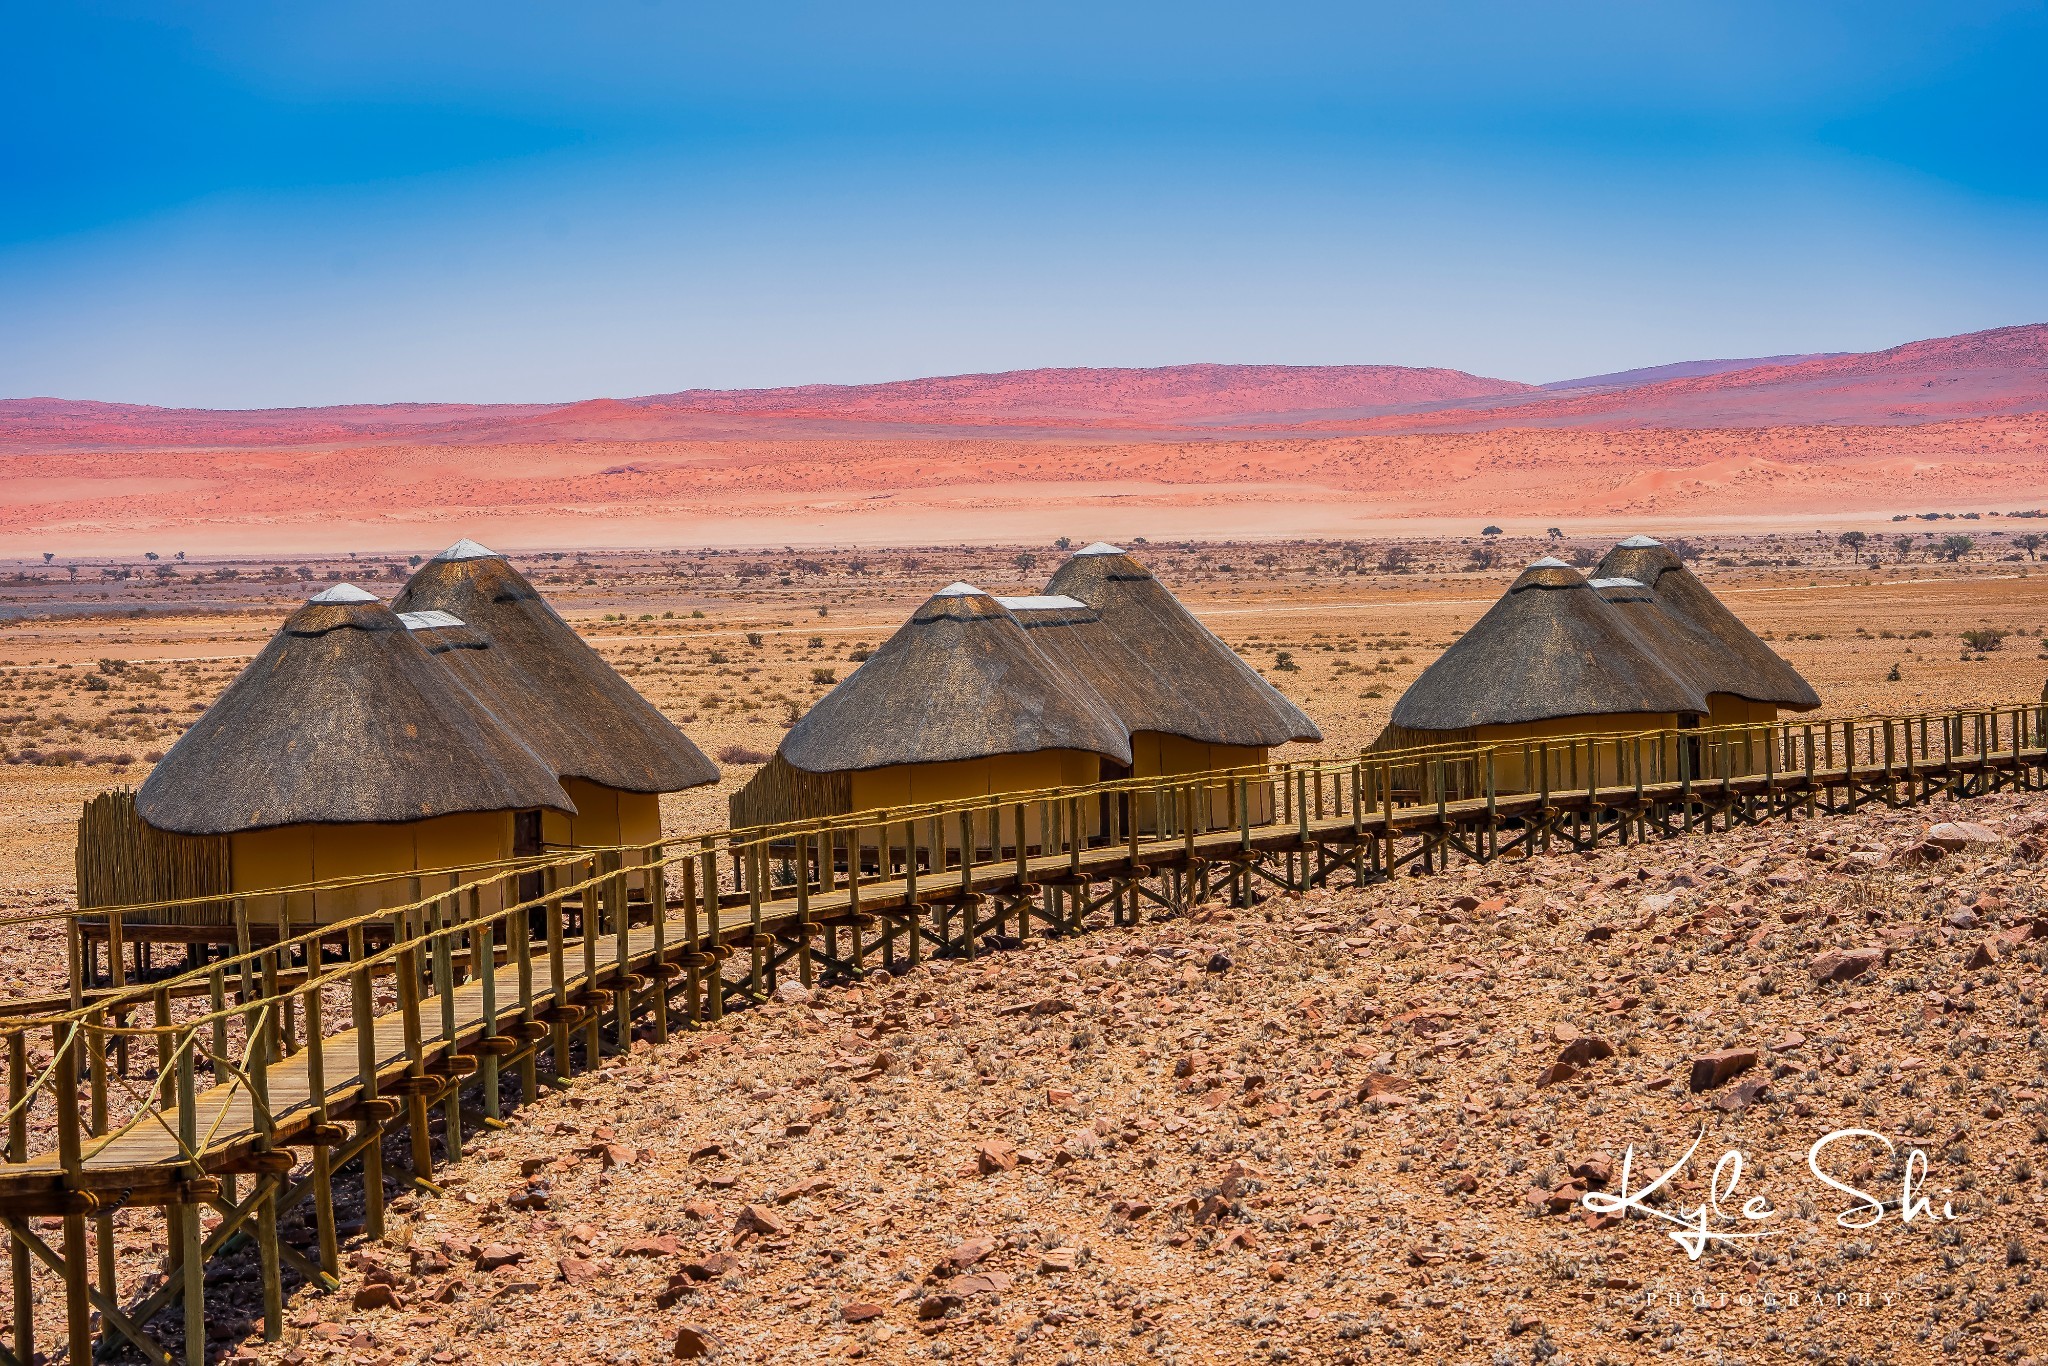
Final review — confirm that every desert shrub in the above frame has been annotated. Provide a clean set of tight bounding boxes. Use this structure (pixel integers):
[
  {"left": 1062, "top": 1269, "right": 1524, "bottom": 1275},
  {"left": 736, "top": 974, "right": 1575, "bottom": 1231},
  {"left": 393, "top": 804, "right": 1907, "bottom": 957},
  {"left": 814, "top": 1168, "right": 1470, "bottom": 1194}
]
[
  {"left": 1961, "top": 628, "right": 2008, "bottom": 653},
  {"left": 716, "top": 744, "right": 771, "bottom": 765}
]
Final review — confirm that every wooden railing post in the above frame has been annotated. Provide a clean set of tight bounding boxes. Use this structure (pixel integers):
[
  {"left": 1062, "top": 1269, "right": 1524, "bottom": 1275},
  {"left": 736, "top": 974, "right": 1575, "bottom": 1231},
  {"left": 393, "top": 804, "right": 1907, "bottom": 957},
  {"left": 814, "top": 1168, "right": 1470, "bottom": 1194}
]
[
  {"left": 303, "top": 984, "right": 340, "bottom": 1283},
  {"left": 9, "top": 1029, "right": 34, "bottom": 1365},
  {"left": 545, "top": 864, "right": 572, "bottom": 1073},
  {"left": 431, "top": 895, "right": 463, "bottom": 1162},
  {"left": 347, "top": 923, "right": 385, "bottom": 1240},
  {"left": 175, "top": 1025, "right": 204, "bottom": 1365},
  {"left": 51, "top": 1022, "right": 92, "bottom": 1362},
  {"left": 698, "top": 838, "right": 723, "bottom": 1023},
  {"left": 581, "top": 857, "right": 603, "bottom": 1063},
  {"left": 649, "top": 849, "right": 671, "bottom": 1040}
]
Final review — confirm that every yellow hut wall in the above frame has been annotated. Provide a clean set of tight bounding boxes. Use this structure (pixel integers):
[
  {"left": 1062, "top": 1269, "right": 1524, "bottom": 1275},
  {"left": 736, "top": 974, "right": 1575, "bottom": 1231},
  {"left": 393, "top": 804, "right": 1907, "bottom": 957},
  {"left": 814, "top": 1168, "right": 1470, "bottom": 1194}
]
[
  {"left": 231, "top": 810, "right": 514, "bottom": 930},
  {"left": 542, "top": 779, "right": 662, "bottom": 851},
  {"left": 541, "top": 779, "right": 663, "bottom": 894},
  {"left": 1469, "top": 712, "right": 1683, "bottom": 793},
  {"left": 849, "top": 750, "right": 1103, "bottom": 850},
  {"left": 1130, "top": 733, "right": 1272, "bottom": 828},
  {"left": 1700, "top": 695, "right": 1783, "bottom": 778}
]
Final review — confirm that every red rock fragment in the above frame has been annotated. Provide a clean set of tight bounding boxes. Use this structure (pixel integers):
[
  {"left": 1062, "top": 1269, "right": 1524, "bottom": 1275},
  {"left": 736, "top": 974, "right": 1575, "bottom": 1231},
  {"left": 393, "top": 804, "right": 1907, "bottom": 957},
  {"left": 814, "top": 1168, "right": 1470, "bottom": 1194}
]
[
  {"left": 1810, "top": 947, "right": 1886, "bottom": 983},
  {"left": 733, "top": 1204, "right": 789, "bottom": 1238},
  {"left": 672, "top": 1325, "right": 722, "bottom": 1360},
  {"left": 1688, "top": 1049, "right": 1759, "bottom": 1093}
]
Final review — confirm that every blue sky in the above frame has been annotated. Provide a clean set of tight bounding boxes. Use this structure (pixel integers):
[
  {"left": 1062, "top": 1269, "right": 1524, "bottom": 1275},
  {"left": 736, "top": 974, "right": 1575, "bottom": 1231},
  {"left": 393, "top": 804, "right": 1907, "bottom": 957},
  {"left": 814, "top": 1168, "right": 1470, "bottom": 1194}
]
[{"left": 3, "top": 1, "right": 2046, "bottom": 407}]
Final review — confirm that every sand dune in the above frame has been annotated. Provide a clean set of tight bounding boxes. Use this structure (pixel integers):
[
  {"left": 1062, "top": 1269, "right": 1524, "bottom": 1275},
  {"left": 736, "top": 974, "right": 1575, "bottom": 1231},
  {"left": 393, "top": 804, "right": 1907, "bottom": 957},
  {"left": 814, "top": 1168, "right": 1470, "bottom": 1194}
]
[{"left": 4, "top": 324, "right": 2045, "bottom": 555}]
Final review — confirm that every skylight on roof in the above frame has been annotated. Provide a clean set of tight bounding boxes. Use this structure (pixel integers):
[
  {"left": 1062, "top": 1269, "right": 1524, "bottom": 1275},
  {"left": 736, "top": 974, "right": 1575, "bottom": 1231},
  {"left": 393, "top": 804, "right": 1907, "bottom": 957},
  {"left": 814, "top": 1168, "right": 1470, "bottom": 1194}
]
[
  {"left": 995, "top": 594, "right": 1087, "bottom": 611},
  {"left": 398, "top": 609, "right": 466, "bottom": 630}
]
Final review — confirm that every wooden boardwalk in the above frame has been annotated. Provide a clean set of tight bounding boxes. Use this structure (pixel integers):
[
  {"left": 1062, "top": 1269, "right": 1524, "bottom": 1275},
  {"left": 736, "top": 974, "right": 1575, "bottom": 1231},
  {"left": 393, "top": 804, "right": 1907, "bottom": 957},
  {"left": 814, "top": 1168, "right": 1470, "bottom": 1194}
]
[{"left": 4, "top": 705, "right": 2044, "bottom": 1363}]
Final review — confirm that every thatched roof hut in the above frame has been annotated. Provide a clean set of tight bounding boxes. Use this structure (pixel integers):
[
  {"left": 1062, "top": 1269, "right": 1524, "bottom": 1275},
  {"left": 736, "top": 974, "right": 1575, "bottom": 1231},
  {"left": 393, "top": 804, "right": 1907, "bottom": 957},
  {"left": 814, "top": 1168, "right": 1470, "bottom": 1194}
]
[
  {"left": 137, "top": 583, "right": 572, "bottom": 836},
  {"left": 393, "top": 539, "right": 717, "bottom": 794},
  {"left": 1040, "top": 544, "right": 1321, "bottom": 747},
  {"left": 780, "top": 583, "right": 1132, "bottom": 774},
  {"left": 1594, "top": 536, "right": 1820, "bottom": 712},
  {"left": 1388, "top": 559, "right": 1708, "bottom": 735}
]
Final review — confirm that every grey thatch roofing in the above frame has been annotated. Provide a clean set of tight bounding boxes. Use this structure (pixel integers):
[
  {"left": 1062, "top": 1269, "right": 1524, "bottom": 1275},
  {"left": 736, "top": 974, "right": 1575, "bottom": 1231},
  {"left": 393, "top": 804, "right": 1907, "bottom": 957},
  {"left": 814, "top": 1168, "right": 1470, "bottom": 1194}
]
[
  {"left": 394, "top": 541, "right": 718, "bottom": 793},
  {"left": 1589, "top": 575, "right": 1723, "bottom": 700},
  {"left": 778, "top": 583, "right": 1132, "bottom": 774},
  {"left": 1594, "top": 536, "right": 1821, "bottom": 711},
  {"left": 1389, "top": 558, "right": 1709, "bottom": 731},
  {"left": 137, "top": 586, "right": 574, "bottom": 836},
  {"left": 1040, "top": 545, "right": 1322, "bottom": 746}
]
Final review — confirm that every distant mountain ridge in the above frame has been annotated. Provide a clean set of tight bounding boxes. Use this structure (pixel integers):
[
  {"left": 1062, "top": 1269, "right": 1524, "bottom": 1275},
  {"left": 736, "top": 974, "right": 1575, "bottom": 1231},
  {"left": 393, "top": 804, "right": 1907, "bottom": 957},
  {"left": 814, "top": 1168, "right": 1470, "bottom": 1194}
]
[{"left": 3, "top": 323, "right": 2044, "bottom": 449}]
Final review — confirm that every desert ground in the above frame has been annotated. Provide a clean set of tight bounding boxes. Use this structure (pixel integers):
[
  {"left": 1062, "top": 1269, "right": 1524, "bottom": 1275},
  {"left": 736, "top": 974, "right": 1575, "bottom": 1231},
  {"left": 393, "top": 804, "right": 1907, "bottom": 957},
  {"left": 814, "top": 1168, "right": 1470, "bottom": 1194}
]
[{"left": 2, "top": 533, "right": 2046, "bottom": 1364}]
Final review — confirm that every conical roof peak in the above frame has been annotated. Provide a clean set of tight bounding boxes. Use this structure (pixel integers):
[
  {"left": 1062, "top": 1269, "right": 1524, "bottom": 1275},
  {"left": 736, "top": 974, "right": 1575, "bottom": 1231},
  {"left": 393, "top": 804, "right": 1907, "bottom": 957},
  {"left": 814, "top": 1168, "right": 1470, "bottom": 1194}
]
[
  {"left": 395, "top": 552, "right": 717, "bottom": 793},
  {"left": 1041, "top": 547, "right": 1320, "bottom": 747},
  {"left": 434, "top": 538, "right": 501, "bottom": 562},
  {"left": 308, "top": 582, "right": 377, "bottom": 604}
]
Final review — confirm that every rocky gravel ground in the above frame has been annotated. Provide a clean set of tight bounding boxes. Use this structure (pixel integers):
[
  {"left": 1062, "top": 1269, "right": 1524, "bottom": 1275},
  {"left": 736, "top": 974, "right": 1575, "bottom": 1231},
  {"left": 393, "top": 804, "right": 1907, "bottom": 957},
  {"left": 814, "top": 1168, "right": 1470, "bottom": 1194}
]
[{"left": 193, "top": 787, "right": 2048, "bottom": 1365}]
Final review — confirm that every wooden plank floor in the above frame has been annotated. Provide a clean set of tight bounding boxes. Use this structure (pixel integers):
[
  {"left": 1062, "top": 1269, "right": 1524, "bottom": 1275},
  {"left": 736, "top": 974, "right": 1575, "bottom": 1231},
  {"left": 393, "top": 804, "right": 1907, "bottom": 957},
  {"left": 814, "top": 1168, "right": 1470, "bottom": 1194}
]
[{"left": 2, "top": 747, "right": 2036, "bottom": 1206}]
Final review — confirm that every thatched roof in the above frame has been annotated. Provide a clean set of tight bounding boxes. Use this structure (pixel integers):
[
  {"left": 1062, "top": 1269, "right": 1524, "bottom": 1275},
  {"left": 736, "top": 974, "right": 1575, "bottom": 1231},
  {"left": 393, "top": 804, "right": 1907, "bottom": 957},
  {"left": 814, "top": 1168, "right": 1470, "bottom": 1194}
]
[
  {"left": 1594, "top": 536, "right": 1821, "bottom": 711},
  {"left": 1588, "top": 576, "right": 1720, "bottom": 699},
  {"left": 1389, "top": 559, "right": 1708, "bottom": 731},
  {"left": 778, "top": 583, "right": 1132, "bottom": 774},
  {"left": 394, "top": 540, "right": 718, "bottom": 793},
  {"left": 137, "top": 585, "right": 573, "bottom": 836},
  {"left": 1040, "top": 544, "right": 1321, "bottom": 746}
]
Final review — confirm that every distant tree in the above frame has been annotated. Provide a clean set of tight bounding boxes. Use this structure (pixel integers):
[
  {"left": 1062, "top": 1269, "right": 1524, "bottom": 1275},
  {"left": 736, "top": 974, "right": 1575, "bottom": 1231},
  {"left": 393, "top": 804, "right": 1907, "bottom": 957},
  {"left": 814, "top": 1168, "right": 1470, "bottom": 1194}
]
[
  {"left": 1481, "top": 525, "right": 1503, "bottom": 536},
  {"left": 1892, "top": 534, "right": 1915, "bottom": 562},
  {"left": 1940, "top": 534, "right": 1975, "bottom": 562},
  {"left": 1012, "top": 552, "right": 1038, "bottom": 573},
  {"left": 1666, "top": 538, "right": 1703, "bottom": 563},
  {"left": 1053, "top": 536, "right": 1072, "bottom": 550},
  {"left": 1378, "top": 545, "right": 1413, "bottom": 574},
  {"left": 144, "top": 551, "right": 159, "bottom": 561},
  {"left": 1547, "top": 527, "right": 1563, "bottom": 540},
  {"left": 174, "top": 551, "right": 185, "bottom": 561},
  {"left": 65, "top": 565, "right": 78, "bottom": 582},
  {"left": 1467, "top": 544, "right": 1501, "bottom": 571},
  {"left": 2017, "top": 533, "right": 2043, "bottom": 560},
  {"left": 408, "top": 554, "right": 423, "bottom": 567},
  {"left": 1567, "top": 546, "right": 1598, "bottom": 569},
  {"left": 41, "top": 552, "right": 53, "bottom": 564},
  {"left": 1838, "top": 531, "right": 1867, "bottom": 553}
]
